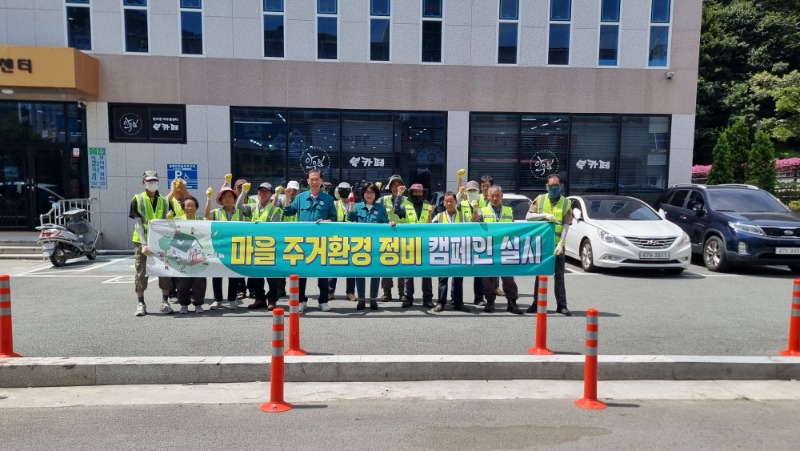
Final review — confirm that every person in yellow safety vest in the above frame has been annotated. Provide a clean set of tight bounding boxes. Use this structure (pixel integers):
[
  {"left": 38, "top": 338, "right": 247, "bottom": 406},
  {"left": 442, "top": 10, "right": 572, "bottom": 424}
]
[
  {"left": 400, "top": 183, "right": 435, "bottom": 309},
  {"left": 204, "top": 185, "right": 246, "bottom": 311},
  {"left": 379, "top": 174, "right": 411, "bottom": 302},
  {"left": 270, "top": 180, "right": 300, "bottom": 300},
  {"left": 428, "top": 191, "right": 472, "bottom": 313},
  {"left": 328, "top": 181, "right": 356, "bottom": 302},
  {"left": 236, "top": 182, "right": 283, "bottom": 310},
  {"left": 457, "top": 179, "right": 490, "bottom": 306},
  {"left": 165, "top": 177, "right": 190, "bottom": 303},
  {"left": 477, "top": 185, "right": 522, "bottom": 314},
  {"left": 173, "top": 195, "right": 207, "bottom": 314},
  {"left": 230, "top": 177, "right": 256, "bottom": 300},
  {"left": 129, "top": 170, "right": 173, "bottom": 317},
  {"left": 526, "top": 173, "right": 573, "bottom": 316}
]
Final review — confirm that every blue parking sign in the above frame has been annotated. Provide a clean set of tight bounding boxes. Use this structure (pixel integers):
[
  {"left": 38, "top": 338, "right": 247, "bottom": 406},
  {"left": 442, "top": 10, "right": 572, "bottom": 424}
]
[{"left": 167, "top": 164, "right": 198, "bottom": 189}]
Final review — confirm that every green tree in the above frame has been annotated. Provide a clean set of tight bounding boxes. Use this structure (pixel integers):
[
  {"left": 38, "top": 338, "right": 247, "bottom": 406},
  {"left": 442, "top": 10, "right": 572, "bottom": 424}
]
[
  {"left": 746, "top": 130, "right": 777, "bottom": 192},
  {"left": 751, "top": 70, "right": 800, "bottom": 142},
  {"left": 707, "top": 130, "right": 735, "bottom": 185},
  {"left": 727, "top": 118, "right": 752, "bottom": 182}
]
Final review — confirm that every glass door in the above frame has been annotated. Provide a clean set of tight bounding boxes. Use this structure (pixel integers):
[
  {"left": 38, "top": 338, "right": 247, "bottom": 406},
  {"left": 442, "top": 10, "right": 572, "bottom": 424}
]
[{"left": 0, "top": 145, "right": 32, "bottom": 228}]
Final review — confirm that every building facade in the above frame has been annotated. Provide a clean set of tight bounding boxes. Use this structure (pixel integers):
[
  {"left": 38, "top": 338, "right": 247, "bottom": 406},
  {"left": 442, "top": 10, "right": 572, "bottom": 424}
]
[{"left": 0, "top": 0, "right": 701, "bottom": 249}]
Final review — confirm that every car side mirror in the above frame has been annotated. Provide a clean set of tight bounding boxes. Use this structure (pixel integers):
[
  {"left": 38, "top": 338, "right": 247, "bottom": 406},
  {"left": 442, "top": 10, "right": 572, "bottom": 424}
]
[
  {"left": 657, "top": 208, "right": 666, "bottom": 219},
  {"left": 693, "top": 204, "right": 705, "bottom": 216},
  {"left": 572, "top": 208, "right": 582, "bottom": 221}
]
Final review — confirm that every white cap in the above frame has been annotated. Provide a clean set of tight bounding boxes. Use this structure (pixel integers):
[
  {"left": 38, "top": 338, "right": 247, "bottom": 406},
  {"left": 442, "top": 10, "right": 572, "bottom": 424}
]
[{"left": 287, "top": 180, "right": 300, "bottom": 191}]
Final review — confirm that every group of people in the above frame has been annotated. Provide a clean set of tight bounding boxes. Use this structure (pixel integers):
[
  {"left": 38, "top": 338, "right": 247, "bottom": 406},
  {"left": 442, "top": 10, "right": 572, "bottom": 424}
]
[{"left": 129, "top": 169, "right": 573, "bottom": 317}]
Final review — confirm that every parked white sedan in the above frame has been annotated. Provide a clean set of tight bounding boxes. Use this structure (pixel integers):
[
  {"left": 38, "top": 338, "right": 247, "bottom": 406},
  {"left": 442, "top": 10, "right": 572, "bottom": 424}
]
[{"left": 565, "top": 195, "right": 691, "bottom": 274}]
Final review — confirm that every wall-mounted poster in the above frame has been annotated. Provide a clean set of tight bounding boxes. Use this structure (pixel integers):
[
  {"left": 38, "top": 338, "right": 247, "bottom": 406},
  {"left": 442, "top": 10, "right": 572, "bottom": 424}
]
[{"left": 109, "top": 103, "right": 187, "bottom": 143}]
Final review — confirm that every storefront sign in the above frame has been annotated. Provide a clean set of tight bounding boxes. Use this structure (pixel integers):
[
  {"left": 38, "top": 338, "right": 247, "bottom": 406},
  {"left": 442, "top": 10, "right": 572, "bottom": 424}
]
[
  {"left": 89, "top": 147, "right": 107, "bottom": 189},
  {"left": 0, "top": 45, "right": 99, "bottom": 95},
  {"left": 575, "top": 159, "right": 612, "bottom": 170},
  {"left": 167, "top": 163, "right": 198, "bottom": 189},
  {"left": 530, "top": 150, "right": 560, "bottom": 180},
  {"left": 146, "top": 221, "right": 555, "bottom": 278},
  {"left": 348, "top": 156, "right": 386, "bottom": 168},
  {"left": 109, "top": 103, "right": 187, "bottom": 143}
]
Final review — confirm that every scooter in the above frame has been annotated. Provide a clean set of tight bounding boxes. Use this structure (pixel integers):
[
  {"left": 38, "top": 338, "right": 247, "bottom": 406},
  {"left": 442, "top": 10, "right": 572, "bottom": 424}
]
[{"left": 36, "top": 208, "right": 99, "bottom": 267}]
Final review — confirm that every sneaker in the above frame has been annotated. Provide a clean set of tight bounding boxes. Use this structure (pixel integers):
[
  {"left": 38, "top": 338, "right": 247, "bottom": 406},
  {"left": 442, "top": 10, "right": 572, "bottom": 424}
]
[
  {"left": 179, "top": 305, "right": 189, "bottom": 314},
  {"left": 495, "top": 288, "right": 506, "bottom": 297},
  {"left": 169, "top": 295, "right": 180, "bottom": 304},
  {"left": 346, "top": 293, "right": 357, "bottom": 301},
  {"left": 319, "top": 302, "right": 331, "bottom": 312},
  {"left": 433, "top": 304, "right": 444, "bottom": 312},
  {"left": 556, "top": 307, "right": 572, "bottom": 316},
  {"left": 209, "top": 300, "right": 221, "bottom": 310},
  {"left": 195, "top": 305, "right": 204, "bottom": 313},
  {"left": 423, "top": 299, "right": 435, "bottom": 308},
  {"left": 135, "top": 302, "right": 147, "bottom": 317},
  {"left": 299, "top": 301, "right": 307, "bottom": 313},
  {"left": 236, "top": 291, "right": 245, "bottom": 300},
  {"left": 356, "top": 299, "right": 365, "bottom": 310},
  {"left": 228, "top": 300, "right": 239, "bottom": 310},
  {"left": 369, "top": 299, "right": 378, "bottom": 311},
  {"left": 160, "top": 302, "right": 174, "bottom": 314},
  {"left": 474, "top": 299, "right": 486, "bottom": 306},
  {"left": 401, "top": 297, "right": 413, "bottom": 308}
]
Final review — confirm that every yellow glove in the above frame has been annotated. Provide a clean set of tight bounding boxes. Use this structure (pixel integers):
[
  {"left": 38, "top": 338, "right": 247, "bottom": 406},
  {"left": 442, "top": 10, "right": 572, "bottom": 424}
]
[
  {"left": 167, "top": 211, "right": 175, "bottom": 219},
  {"left": 242, "top": 182, "right": 251, "bottom": 192},
  {"left": 375, "top": 182, "right": 383, "bottom": 190},
  {"left": 555, "top": 242, "right": 564, "bottom": 255},
  {"left": 206, "top": 187, "right": 214, "bottom": 198},
  {"left": 175, "top": 178, "right": 184, "bottom": 187},
  {"left": 457, "top": 168, "right": 467, "bottom": 179},
  {"left": 470, "top": 200, "right": 478, "bottom": 209},
  {"left": 275, "top": 186, "right": 285, "bottom": 195},
  {"left": 224, "top": 173, "right": 232, "bottom": 183}
]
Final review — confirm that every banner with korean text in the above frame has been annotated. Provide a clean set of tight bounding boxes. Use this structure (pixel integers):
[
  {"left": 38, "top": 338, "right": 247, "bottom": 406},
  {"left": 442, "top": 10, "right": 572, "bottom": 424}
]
[{"left": 146, "top": 220, "right": 555, "bottom": 278}]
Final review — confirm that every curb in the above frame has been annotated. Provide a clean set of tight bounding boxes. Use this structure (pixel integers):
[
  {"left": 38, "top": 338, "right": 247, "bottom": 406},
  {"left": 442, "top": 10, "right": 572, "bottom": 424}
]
[{"left": 1, "top": 355, "right": 800, "bottom": 387}]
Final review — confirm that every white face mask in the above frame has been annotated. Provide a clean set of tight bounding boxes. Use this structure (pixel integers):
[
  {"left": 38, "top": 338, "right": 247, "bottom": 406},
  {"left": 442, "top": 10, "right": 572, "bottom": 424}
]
[
  {"left": 145, "top": 182, "right": 159, "bottom": 192},
  {"left": 466, "top": 191, "right": 480, "bottom": 202}
]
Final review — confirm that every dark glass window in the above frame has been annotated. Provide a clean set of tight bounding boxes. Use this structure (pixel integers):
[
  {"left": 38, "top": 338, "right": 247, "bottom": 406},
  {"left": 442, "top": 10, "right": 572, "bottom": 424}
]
[
  {"left": 470, "top": 114, "right": 520, "bottom": 191},
  {"left": 231, "top": 108, "right": 289, "bottom": 187},
  {"left": 180, "top": 0, "right": 201, "bottom": 8},
  {"left": 263, "top": 0, "right": 283, "bottom": 12},
  {"left": 288, "top": 110, "right": 341, "bottom": 182},
  {"left": 569, "top": 116, "right": 619, "bottom": 195},
  {"left": 180, "top": 10, "right": 203, "bottom": 55},
  {"left": 342, "top": 111, "right": 394, "bottom": 188},
  {"left": 648, "top": 25, "right": 669, "bottom": 66},
  {"left": 421, "top": 21, "right": 442, "bottom": 62},
  {"left": 520, "top": 115, "right": 570, "bottom": 191},
  {"left": 499, "top": 0, "right": 518, "bottom": 20},
  {"left": 394, "top": 112, "right": 447, "bottom": 193},
  {"left": 123, "top": 0, "right": 147, "bottom": 6},
  {"left": 66, "top": 0, "right": 90, "bottom": 3},
  {"left": 498, "top": 22, "right": 518, "bottom": 64},
  {"left": 601, "top": 0, "right": 620, "bottom": 22},
  {"left": 263, "top": 14, "right": 285, "bottom": 58},
  {"left": 318, "top": 0, "right": 337, "bottom": 14},
  {"left": 619, "top": 116, "right": 669, "bottom": 203},
  {"left": 548, "top": 23, "right": 570, "bottom": 65},
  {"left": 371, "top": 0, "right": 390, "bottom": 16},
  {"left": 651, "top": 0, "right": 671, "bottom": 23},
  {"left": 370, "top": 19, "right": 391, "bottom": 61},
  {"left": 550, "top": 0, "right": 571, "bottom": 21},
  {"left": 66, "top": 6, "right": 92, "bottom": 51},
  {"left": 422, "top": 0, "right": 442, "bottom": 18},
  {"left": 598, "top": 25, "right": 618, "bottom": 66},
  {"left": 124, "top": 9, "right": 148, "bottom": 53},
  {"left": 318, "top": 17, "right": 338, "bottom": 59}
]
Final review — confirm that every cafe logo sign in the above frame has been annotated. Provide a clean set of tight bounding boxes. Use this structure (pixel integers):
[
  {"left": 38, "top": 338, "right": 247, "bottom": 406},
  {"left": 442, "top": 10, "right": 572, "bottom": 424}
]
[
  {"left": 119, "top": 112, "right": 143, "bottom": 136},
  {"left": 300, "top": 146, "right": 330, "bottom": 174},
  {"left": 529, "top": 150, "right": 559, "bottom": 180}
]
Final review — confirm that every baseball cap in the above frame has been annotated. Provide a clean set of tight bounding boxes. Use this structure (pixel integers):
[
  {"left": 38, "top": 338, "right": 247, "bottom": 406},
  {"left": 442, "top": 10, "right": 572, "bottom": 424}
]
[
  {"left": 142, "top": 170, "right": 159, "bottom": 181},
  {"left": 337, "top": 182, "right": 352, "bottom": 190},
  {"left": 465, "top": 181, "right": 480, "bottom": 190},
  {"left": 286, "top": 180, "right": 300, "bottom": 191},
  {"left": 387, "top": 174, "right": 404, "bottom": 187},
  {"left": 409, "top": 183, "right": 425, "bottom": 191},
  {"left": 258, "top": 182, "right": 273, "bottom": 191}
]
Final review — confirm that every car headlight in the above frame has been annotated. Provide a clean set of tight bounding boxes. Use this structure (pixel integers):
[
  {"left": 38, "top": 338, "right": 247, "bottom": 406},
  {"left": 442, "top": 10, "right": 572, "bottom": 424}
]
[
  {"left": 598, "top": 229, "right": 627, "bottom": 246},
  {"left": 728, "top": 222, "right": 764, "bottom": 236},
  {"left": 681, "top": 232, "right": 690, "bottom": 245}
]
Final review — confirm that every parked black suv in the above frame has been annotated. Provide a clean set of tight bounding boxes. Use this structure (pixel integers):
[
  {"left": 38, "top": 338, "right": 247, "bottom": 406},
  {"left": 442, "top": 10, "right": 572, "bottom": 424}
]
[{"left": 654, "top": 184, "right": 800, "bottom": 272}]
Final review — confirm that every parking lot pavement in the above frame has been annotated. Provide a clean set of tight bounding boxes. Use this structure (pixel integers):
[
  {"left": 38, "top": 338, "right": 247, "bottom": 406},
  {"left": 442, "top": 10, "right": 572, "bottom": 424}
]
[{"left": 0, "top": 256, "right": 798, "bottom": 358}]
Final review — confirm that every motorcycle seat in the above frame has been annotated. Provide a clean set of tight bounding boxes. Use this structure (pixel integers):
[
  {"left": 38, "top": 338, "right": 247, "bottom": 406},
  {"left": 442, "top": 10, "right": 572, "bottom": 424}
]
[{"left": 67, "top": 222, "right": 90, "bottom": 234}]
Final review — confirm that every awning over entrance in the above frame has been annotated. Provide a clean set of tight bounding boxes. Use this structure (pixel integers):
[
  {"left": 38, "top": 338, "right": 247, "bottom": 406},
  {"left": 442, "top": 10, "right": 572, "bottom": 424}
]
[{"left": 0, "top": 45, "right": 99, "bottom": 97}]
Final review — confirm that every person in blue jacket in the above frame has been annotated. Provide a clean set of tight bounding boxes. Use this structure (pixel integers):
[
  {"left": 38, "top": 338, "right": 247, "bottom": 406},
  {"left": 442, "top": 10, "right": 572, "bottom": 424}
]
[{"left": 347, "top": 182, "right": 389, "bottom": 311}]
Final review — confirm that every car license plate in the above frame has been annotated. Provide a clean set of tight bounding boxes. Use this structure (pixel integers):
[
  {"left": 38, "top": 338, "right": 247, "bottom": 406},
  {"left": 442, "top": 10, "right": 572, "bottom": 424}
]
[
  {"left": 640, "top": 251, "right": 670, "bottom": 259},
  {"left": 776, "top": 247, "right": 800, "bottom": 255}
]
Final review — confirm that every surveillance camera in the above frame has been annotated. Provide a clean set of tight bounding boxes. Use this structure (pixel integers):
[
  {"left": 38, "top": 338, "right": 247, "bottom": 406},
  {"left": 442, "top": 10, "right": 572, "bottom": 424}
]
[
  {"left": 77, "top": 101, "right": 86, "bottom": 109},
  {"left": 665, "top": 71, "right": 675, "bottom": 80}
]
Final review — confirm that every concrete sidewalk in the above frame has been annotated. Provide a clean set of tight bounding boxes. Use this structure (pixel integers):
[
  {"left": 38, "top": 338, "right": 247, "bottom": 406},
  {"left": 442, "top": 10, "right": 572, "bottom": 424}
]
[{"left": 2, "top": 355, "right": 800, "bottom": 387}]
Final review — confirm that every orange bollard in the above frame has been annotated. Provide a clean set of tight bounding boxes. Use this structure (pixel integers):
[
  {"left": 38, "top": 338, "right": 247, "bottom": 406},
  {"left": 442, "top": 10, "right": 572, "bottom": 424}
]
[
  {"left": 528, "top": 276, "right": 554, "bottom": 355},
  {"left": 575, "top": 308, "right": 606, "bottom": 410},
  {"left": 779, "top": 279, "right": 800, "bottom": 357},
  {"left": 284, "top": 274, "right": 307, "bottom": 356},
  {"left": 260, "top": 308, "right": 292, "bottom": 413},
  {"left": 0, "top": 275, "right": 23, "bottom": 358}
]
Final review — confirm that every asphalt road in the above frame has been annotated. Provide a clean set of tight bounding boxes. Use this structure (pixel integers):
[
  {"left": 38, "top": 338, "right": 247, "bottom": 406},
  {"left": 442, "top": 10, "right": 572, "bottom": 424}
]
[{"left": 0, "top": 256, "right": 797, "bottom": 358}]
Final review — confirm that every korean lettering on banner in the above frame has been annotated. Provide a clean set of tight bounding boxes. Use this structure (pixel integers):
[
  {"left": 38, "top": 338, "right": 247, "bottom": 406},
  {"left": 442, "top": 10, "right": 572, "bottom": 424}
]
[
  {"left": 0, "top": 58, "right": 32, "bottom": 74},
  {"left": 89, "top": 147, "right": 107, "bottom": 189},
  {"left": 233, "top": 235, "right": 381, "bottom": 267}
]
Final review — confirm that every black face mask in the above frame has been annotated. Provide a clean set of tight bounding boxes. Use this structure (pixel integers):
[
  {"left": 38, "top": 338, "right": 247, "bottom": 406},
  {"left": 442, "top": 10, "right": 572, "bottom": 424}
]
[
  {"left": 338, "top": 189, "right": 351, "bottom": 199},
  {"left": 411, "top": 195, "right": 424, "bottom": 205}
]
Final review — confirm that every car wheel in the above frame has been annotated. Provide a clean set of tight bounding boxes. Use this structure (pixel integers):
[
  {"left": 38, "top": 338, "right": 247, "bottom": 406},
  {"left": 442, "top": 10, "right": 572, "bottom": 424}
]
[
  {"left": 703, "top": 236, "right": 730, "bottom": 272},
  {"left": 50, "top": 244, "right": 67, "bottom": 267},
  {"left": 663, "top": 268, "right": 685, "bottom": 275},
  {"left": 580, "top": 239, "right": 597, "bottom": 273},
  {"left": 86, "top": 247, "right": 97, "bottom": 260}
]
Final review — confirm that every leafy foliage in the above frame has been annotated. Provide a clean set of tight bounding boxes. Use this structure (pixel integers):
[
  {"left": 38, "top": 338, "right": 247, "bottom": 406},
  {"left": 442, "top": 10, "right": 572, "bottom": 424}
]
[
  {"left": 746, "top": 130, "right": 777, "bottom": 192},
  {"left": 707, "top": 131, "right": 734, "bottom": 184},
  {"left": 751, "top": 70, "right": 800, "bottom": 141}
]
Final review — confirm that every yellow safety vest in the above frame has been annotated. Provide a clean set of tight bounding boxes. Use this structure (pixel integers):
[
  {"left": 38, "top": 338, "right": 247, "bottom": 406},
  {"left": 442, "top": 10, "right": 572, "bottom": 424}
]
[
  {"left": 403, "top": 202, "right": 430, "bottom": 224},
  {"left": 132, "top": 192, "right": 168, "bottom": 243},
  {"left": 435, "top": 210, "right": 468, "bottom": 223},
  {"left": 480, "top": 205, "right": 513, "bottom": 223},
  {"left": 171, "top": 198, "right": 185, "bottom": 218},
  {"left": 252, "top": 202, "right": 280, "bottom": 223},
  {"left": 382, "top": 194, "right": 409, "bottom": 223},
  {"left": 535, "top": 195, "right": 571, "bottom": 241},
  {"left": 212, "top": 208, "right": 244, "bottom": 222},
  {"left": 335, "top": 200, "right": 350, "bottom": 222}
]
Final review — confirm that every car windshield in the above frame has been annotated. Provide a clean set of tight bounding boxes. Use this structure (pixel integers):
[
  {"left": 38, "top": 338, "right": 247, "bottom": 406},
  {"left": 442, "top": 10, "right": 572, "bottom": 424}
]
[
  {"left": 707, "top": 189, "right": 788, "bottom": 213},
  {"left": 584, "top": 199, "right": 661, "bottom": 221},
  {"left": 502, "top": 198, "right": 532, "bottom": 220}
]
